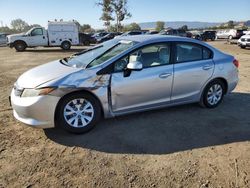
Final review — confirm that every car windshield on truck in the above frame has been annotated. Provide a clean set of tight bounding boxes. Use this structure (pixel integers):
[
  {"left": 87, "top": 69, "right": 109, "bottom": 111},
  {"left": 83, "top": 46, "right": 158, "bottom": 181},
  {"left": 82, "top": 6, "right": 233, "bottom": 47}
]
[{"left": 62, "top": 39, "right": 137, "bottom": 68}]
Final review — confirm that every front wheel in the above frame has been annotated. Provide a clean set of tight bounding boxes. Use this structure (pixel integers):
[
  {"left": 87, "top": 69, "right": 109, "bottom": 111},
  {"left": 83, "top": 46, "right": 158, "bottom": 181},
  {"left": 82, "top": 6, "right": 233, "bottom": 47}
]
[
  {"left": 200, "top": 80, "right": 225, "bottom": 108},
  {"left": 56, "top": 92, "right": 101, "bottom": 134},
  {"left": 14, "top": 41, "right": 26, "bottom": 52}
]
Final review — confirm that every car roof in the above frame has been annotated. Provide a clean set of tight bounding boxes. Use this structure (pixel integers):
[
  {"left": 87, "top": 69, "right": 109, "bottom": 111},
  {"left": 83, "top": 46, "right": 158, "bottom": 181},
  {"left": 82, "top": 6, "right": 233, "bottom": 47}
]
[
  {"left": 117, "top": 34, "right": 219, "bottom": 53},
  {"left": 119, "top": 34, "right": 191, "bottom": 43}
]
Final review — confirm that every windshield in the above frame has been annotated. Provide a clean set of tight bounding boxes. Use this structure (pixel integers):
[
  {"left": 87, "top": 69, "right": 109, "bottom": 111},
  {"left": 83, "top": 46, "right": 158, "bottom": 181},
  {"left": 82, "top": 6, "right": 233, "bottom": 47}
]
[
  {"left": 25, "top": 28, "right": 34, "bottom": 35},
  {"left": 63, "top": 39, "right": 137, "bottom": 68}
]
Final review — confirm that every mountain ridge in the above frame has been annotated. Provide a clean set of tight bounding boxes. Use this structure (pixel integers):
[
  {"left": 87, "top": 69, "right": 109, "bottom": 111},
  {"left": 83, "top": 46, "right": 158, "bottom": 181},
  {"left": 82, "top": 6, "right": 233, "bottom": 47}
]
[{"left": 138, "top": 21, "right": 221, "bottom": 29}]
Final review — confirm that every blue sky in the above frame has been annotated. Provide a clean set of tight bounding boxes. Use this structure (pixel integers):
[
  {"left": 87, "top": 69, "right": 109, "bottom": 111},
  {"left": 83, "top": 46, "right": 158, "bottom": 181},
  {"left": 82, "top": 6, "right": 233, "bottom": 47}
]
[{"left": 0, "top": 0, "right": 249, "bottom": 28}]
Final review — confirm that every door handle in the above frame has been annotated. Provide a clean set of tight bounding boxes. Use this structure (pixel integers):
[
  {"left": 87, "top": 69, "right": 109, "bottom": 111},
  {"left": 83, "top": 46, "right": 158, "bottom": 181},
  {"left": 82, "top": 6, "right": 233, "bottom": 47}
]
[
  {"left": 159, "top": 73, "right": 172, "bottom": 79},
  {"left": 203, "top": 65, "right": 213, "bottom": 70}
]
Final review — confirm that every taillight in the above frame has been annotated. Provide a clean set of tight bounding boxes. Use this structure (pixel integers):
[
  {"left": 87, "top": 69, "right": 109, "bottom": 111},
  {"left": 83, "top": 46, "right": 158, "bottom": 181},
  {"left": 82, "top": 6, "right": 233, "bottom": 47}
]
[{"left": 233, "top": 59, "right": 239, "bottom": 68}]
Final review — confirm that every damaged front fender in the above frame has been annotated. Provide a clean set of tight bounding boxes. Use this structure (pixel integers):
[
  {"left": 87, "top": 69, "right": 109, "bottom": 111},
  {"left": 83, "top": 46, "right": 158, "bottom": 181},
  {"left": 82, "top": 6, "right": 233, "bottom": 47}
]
[{"left": 38, "top": 69, "right": 113, "bottom": 118}]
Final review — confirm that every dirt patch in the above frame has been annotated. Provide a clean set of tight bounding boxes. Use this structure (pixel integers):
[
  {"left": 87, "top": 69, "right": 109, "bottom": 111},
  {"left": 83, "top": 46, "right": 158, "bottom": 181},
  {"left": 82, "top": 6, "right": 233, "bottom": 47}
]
[{"left": 0, "top": 43, "right": 250, "bottom": 188}]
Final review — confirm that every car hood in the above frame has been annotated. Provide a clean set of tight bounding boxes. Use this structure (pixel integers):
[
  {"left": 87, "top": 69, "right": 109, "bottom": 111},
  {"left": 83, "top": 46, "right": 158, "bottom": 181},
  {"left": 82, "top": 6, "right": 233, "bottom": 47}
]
[
  {"left": 241, "top": 35, "right": 250, "bottom": 39},
  {"left": 16, "top": 60, "right": 80, "bottom": 88},
  {"left": 8, "top": 33, "right": 26, "bottom": 38}
]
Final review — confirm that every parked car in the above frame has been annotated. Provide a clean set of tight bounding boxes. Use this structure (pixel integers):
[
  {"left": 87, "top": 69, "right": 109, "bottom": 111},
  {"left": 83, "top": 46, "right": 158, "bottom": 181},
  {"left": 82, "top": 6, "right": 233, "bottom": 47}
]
[
  {"left": 160, "top": 29, "right": 187, "bottom": 37},
  {"left": 118, "top": 31, "right": 143, "bottom": 37},
  {"left": 146, "top": 31, "right": 159, "bottom": 35},
  {"left": 216, "top": 29, "right": 245, "bottom": 40},
  {"left": 10, "top": 35, "right": 239, "bottom": 134},
  {"left": 92, "top": 32, "right": 109, "bottom": 40},
  {"left": 186, "top": 32, "right": 193, "bottom": 38},
  {"left": 238, "top": 34, "right": 250, "bottom": 49},
  {"left": 7, "top": 21, "right": 81, "bottom": 51},
  {"left": 193, "top": 30, "right": 216, "bottom": 41},
  {"left": 0, "top": 33, "right": 9, "bottom": 45},
  {"left": 79, "top": 33, "right": 96, "bottom": 45},
  {"left": 96, "top": 33, "right": 116, "bottom": 43}
]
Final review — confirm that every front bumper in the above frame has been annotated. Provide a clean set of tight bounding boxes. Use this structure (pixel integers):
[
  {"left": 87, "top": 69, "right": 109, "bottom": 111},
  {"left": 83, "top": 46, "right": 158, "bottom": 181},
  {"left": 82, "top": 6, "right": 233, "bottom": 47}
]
[
  {"left": 10, "top": 89, "right": 60, "bottom": 128},
  {"left": 7, "top": 42, "right": 14, "bottom": 48},
  {"left": 238, "top": 41, "right": 250, "bottom": 47}
]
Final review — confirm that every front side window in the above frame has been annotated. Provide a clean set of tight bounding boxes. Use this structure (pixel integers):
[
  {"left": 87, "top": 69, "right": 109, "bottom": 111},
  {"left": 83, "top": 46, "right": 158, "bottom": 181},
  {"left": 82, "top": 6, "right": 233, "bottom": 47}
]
[
  {"left": 31, "top": 28, "right": 43, "bottom": 36},
  {"left": 114, "top": 43, "right": 171, "bottom": 72}
]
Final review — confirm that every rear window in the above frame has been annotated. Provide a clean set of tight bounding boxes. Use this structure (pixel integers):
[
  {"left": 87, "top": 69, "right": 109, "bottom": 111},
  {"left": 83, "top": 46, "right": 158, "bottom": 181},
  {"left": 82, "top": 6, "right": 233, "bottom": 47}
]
[{"left": 176, "top": 43, "right": 212, "bottom": 63}]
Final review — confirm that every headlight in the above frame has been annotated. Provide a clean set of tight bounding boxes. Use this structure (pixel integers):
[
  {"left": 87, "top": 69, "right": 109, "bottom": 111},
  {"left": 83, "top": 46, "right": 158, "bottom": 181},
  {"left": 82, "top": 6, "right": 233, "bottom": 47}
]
[{"left": 21, "top": 87, "right": 55, "bottom": 97}]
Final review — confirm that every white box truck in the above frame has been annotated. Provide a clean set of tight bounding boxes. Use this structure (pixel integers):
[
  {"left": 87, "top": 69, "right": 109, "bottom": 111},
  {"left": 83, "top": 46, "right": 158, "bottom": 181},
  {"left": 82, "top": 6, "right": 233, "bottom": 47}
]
[{"left": 7, "top": 21, "right": 80, "bottom": 51}]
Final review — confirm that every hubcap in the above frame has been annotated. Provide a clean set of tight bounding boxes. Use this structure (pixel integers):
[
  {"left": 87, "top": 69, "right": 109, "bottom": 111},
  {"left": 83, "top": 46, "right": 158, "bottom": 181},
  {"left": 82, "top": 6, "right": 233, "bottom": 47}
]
[
  {"left": 63, "top": 98, "right": 94, "bottom": 128},
  {"left": 64, "top": 43, "right": 69, "bottom": 49},
  {"left": 207, "top": 84, "right": 223, "bottom": 106}
]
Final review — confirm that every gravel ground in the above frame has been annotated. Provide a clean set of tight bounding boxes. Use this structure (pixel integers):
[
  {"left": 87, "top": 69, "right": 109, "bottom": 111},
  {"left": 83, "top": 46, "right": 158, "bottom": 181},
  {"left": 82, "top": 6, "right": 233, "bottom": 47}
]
[{"left": 0, "top": 42, "right": 250, "bottom": 188}]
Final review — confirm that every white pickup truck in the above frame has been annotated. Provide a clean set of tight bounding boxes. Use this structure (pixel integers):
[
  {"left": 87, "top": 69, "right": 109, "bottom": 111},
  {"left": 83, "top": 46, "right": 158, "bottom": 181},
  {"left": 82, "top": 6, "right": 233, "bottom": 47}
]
[{"left": 7, "top": 21, "right": 80, "bottom": 51}]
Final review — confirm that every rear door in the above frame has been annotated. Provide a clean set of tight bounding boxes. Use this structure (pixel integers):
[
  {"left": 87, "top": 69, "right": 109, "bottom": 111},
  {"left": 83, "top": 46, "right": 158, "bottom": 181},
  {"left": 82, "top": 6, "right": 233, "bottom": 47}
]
[{"left": 171, "top": 42, "right": 214, "bottom": 103}]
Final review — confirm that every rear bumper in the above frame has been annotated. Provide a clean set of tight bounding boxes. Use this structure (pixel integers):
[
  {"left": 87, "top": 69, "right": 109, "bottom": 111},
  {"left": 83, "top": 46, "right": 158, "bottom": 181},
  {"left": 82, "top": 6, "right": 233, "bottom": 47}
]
[{"left": 10, "top": 89, "right": 60, "bottom": 129}]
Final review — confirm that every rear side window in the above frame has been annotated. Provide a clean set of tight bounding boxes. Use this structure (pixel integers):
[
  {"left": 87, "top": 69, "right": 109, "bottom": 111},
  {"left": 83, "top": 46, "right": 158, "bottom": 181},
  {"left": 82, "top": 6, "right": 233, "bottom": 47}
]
[
  {"left": 203, "top": 48, "right": 212, "bottom": 59},
  {"left": 176, "top": 43, "right": 212, "bottom": 63}
]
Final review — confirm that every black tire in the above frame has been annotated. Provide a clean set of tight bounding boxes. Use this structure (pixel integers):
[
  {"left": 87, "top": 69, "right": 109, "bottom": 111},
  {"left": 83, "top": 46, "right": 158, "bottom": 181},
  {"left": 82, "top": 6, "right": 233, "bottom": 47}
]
[
  {"left": 61, "top": 41, "right": 71, "bottom": 50},
  {"left": 211, "top": 37, "right": 215, "bottom": 41},
  {"left": 55, "top": 92, "right": 101, "bottom": 134},
  {"left": 228, "top": 35, "right": 233, "bottom": 40},
  {"left": 240, "top": 45, "right": 246, "bottom": 49},
  {"left": 200, "top": 79, "right": 226, "bottom": 108},
  {"left": 84, "top": 40, "right": 90, "bottom": 46},
  {"left": 14, "top": 41, "right": 26, "bottom": 52}
]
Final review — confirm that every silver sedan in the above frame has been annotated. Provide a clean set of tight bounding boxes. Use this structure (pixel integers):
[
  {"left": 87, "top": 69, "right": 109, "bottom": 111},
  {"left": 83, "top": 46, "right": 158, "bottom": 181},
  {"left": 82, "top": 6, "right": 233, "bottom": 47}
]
[{"left": 10, "top": 35, "right": 239, "bottom": 133}]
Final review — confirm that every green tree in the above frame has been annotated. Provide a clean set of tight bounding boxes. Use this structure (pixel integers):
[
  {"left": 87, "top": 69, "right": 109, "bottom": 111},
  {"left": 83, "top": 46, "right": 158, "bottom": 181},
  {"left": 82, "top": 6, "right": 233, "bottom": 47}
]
[
  {"left": 155, "top": 21, "right": 165, "bottom": 31},
  {"left": 10, "top": 19, "right": 29, "bottom": 32},
  {"left": 97, "top": 0, "right": 114, "bottom": 30},
  {"left": 98, "top": 0, "right": 132, "bottom": 32},
  {"left": 123, "top": 22, "right": 141, "bottom": 31},
  {"left": 227, "top": 20, "right": 234, "bottom": 29},
  {"left": 180, "top": 25, "right": 188, "bottom": 31},
  {"left": 82, "top": 24, "right": 91, "bottom": 31},
  {"left": 111, "top": 0, "right": 131, "bottom": 32},
  {"left": 0, "top": 26, "right": 14, "bottom": 34},
  {"left": 81, "top": 24, "right": 95, "bottom": 33}
]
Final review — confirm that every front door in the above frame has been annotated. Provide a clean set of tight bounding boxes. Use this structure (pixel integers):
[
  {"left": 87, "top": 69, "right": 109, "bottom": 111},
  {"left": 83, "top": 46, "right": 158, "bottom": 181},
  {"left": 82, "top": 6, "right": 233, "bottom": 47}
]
[
  {"left": 27, "top": 28, "right": 47, "bottom": 46},
  {"left": 110, "top": 43, "right": 174, "bottom": 113}
]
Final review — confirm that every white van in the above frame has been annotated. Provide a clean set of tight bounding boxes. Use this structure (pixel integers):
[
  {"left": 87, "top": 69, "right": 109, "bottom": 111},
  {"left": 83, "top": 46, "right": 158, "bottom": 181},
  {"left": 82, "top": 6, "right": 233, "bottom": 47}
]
[{"left": 7, "top": 21, "right": 79, "bottom": 51}]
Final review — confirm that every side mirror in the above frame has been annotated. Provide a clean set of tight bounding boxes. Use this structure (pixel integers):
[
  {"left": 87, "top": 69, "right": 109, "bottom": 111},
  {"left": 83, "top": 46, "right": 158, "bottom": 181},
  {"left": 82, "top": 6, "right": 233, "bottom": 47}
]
[{"left": 126, "top": 61, "right": 143, "bottom": 71}]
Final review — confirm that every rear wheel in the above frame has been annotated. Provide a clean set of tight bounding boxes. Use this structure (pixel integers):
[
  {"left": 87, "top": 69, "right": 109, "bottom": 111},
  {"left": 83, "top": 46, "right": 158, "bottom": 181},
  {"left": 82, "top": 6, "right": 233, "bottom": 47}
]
[
  {"left": 240, "top": 45, "right": 246, "bottom": 49},
  {"left": 61, "top": 41, "right": 71, "bottom": 50},
  {"left": 229, "top": 35, "right": 233, "bottom": 40},
  {"left": 14, "top": 41, "right": 26, "bottom": 52},
  {"left": 200, "top": 80, "right": 225, "bottom": 108},
  {"left": 56, "top": 92, "right": 101, "bottom": 134}
]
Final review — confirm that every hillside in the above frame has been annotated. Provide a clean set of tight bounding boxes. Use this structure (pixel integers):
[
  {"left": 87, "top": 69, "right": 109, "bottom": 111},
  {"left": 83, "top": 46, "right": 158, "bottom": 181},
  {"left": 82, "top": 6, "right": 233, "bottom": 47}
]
[{"left": 139, "top": 21, "right": 221, "bottom": 29}]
